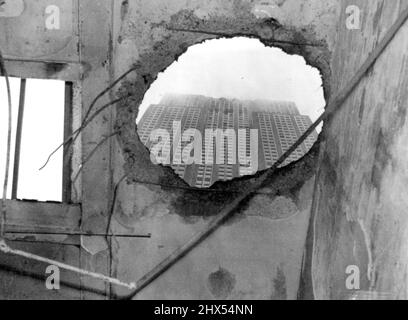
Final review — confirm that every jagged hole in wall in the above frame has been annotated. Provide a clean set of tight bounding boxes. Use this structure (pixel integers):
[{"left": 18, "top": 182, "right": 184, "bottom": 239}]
[{"left": 136, "top": 37, "right": 325, "bottom": 188}]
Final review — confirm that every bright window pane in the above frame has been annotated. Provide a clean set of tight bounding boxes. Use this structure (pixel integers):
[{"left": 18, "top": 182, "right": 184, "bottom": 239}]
[{"left": 18, "top": 79, "right": 65, "bottom": 202}]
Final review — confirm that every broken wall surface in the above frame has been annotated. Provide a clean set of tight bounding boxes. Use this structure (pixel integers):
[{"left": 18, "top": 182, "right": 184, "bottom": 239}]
[
  {"left": 0, "top": 0, "right": 342, "bottom": 299},
  {"left": 312, "top": 0, "right": 408, "bottom": 300},
  {"left": 1, "top": 0, "right": 405, "bottom": 301},
  {"left": 109, "top": 0, "right": 339, "bottom": 299}
]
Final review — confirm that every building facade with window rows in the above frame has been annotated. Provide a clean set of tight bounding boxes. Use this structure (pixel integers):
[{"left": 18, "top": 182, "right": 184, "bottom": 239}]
[{"left": 138, "top": 94, "right": 317, "bottom": 187}]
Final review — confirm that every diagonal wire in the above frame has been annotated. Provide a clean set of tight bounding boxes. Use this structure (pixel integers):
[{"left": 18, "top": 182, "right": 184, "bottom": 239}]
[
  {"left": 0, "top": 239, "right": 136, "bottom": 290},
  {"left": 120, "top": 6, "right": 408, "bottom": 299},
  {"left": 106, "top": 174, "right": 128, "bottom": 299},
  {"left": 0, "top": 4, "right": 407, "bottom": 298},
  {"left": 72, "top": 131, "right": 119, "bottom": 186},
  {"left": 39, "top": 67, "right": 137, "bottom": 171}
]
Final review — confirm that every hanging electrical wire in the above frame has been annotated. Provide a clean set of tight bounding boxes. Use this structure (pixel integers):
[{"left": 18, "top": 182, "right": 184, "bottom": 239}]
[
  {"left": 0, "top": 4, "right": 406, "bottom": 297},
  {"left": 39, "top": 67, "right": 137, "bottom": 171},
  {"left": 71, "top": 131, "right": 119, "bottom": 200},
  {"left": 0, "top": 239, "right": 136, "bottom": 290},
  {"left": 121, "top": 6, "right": 408, "bottom": 299},
  {"left": 0, "top": 57, "right": 138, "bottom": 290},
  {"left": 0, "top": 50, "right": 13, "bottom": 239}
]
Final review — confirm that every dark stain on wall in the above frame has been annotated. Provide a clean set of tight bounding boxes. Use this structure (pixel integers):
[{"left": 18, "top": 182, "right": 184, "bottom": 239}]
[
  {"left": 45, "top": 62, "right": 66, "bottom": 76},
  {"left": 359, "top": 88, "right": 366, "bottom": 124},
  {"left": 372, "top": 1, "right": 384, "bottom": 31},
  {"left": 371, "top": 129, "right": 392, "bottom": 194},
  {"left": 271, "top": 264, "right": 287, "bottom": 300},
  {"left": 395, "top": 55, "right": 408, "bottom": 130},
  {"left": 120, "top": 0, "right": 129, "bottom": 21},
  {"left": 207, "top": 267, "right": 236, "bottom": 299}
]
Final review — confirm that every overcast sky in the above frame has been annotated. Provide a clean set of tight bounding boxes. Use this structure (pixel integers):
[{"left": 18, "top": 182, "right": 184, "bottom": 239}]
[{"left": 137, "top": 37, "right": 325, "bottom": 124}]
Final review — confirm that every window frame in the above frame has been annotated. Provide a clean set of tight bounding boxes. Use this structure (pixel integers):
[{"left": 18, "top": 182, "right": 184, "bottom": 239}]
[{"left": 6, "top": 77, "right": 74, "bottom": 203}]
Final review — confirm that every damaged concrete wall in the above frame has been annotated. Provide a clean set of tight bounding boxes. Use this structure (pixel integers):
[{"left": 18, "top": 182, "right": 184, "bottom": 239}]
[
  {"left": 106, "top": 0, "right": 339, "bottom": 299},
  {"left": 3, "top": 0, "right": 407, "bottom": 300},
  {"left": 0, "top": 0, "right": 342, "bottom": 299},
  {"left": 312, "top": 0, "right": 408, "bottom": 300}
]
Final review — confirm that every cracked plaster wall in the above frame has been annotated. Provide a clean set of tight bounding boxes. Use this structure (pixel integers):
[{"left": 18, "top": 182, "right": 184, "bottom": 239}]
[
  {"left": 311, "top": 0, "right": 408, "bottom": 300},
  {"left": 102, "top": 0, "right": 340, "bottom": 300},
  {"left": 3, "top": 0, "right": 407, "bottom": 300}
]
